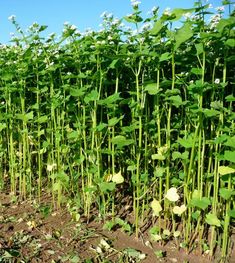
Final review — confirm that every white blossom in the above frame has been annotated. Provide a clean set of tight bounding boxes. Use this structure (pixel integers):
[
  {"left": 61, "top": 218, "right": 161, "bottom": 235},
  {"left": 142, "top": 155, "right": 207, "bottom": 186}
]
[
  {"left": 131, "top": 0, "right": 141, "bottom": 7},
  {"left": 8, "top": 15, "right": 16, "bottom": 21},
  {"left": 216, "top": 6, "right": 225, "bottom": 12},
  {"left": 214, "top": 78, "right": 220, "bottom": 84}
]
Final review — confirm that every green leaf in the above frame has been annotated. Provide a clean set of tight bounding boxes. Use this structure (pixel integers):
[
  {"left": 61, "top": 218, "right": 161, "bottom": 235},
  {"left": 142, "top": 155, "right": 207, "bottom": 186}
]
[
  {"left": 228, "top": 209, "right": 235, "bottom": 218},
  {"left": 166, "top": 95, "right": 184, "bottom": 107},
  {"left": 98, "top": 93, "right": 121, "bottom": 106},
  {"left": 70, "top": 87, "right": 86, "bottom": 97},
  {"left": 16, "top": 111, "right": 34, "bottom": 122},
  {"left": 99, "top": 182, "right": 116, "bottom": 193},
  {"left": 172, "top": 151, "right": 182, "bottom": 160},
  {"left": 195, "top": 43, "right": 203, "bottom": 55},
  {"left": 191, "top": 67, "right": 203, "bottom": 75},
  {"left": 36, "top": 115, "right": 48, "bottom": 123},
  {"left": 144, "top": 82, "right": 161, "bottom": 95},
  {"left": 150, "top": 19, "right": 164, "bottom": 35},
  {"left": 174, "top": 22, "right": 193, "bottom": 50},
  {"left": 218, "top": 166, "right": 235, "bottom": 175},
  {"left": 84, "top": 90, "right": 99, "bottom": 104},
  {"left": 171, "top": 8, "right": 195, "bottom": 21},
  {"left": 203, "top": 109, "right": 220, "bottom": 118},
  {"left": 159, "top": 52, "right": 172, "bottom": 62},
  {"left": 111, "top": 135, "right": 134, "bottom": 149},
  {"left": 224, "top": 151, "right": 235, "bottom": 163},
  {"left": 177, "top": 136, "right": 194, "bottom": 148},
  {"left": 219, "top": 188, "right": 234, "bottom": 200},
  {"left": 205, "top": 213, "right": 221, "bottom": 227},
  {"left": 151, "top": 154, "right": 165, "bottom": 161},
  {"left": 108, "top": 116, "right": 123, "bottom": 127},
  {"left": 0, "top": 122, "right": 7, "bottom": 132},
  {"left": 190, "top": 197, "right": 211, "bottom": 210},
  {"left": 224, "top": 136, "right": 235, "bottom": 148},
  {"left": 225, "top": 39, "right": 235, "bottom": 47}
]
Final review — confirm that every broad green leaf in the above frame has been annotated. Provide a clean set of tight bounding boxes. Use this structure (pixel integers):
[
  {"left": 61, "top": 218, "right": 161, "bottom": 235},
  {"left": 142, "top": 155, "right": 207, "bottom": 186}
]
[
  {"left": 16, "top": 111, "right": 34, "bottom": 122},
  {"left": 225, "top": 95, "right": 235, "bottom": 102},
  {"left": 166, "top": 95, "right": 184, "bottom": 107},
  {"left": 177, "top": 136, "right": 194, "bottom": 148},
  {"left": 70, "top": 87, "right": 86, "bottom": 97},
  {"left": 159, "top": 52, "right": 172, "bottom": 62},
  {"left": 205, "top": 213, "right": 221, "bottom": 227},
  {"left": 192, "top": 210, "right": 201, "bottom": 220},
  {"left": 67, "top": 131, "right": 79, "bottom": 140},
  {"left": 0, "top": 123, "right": 6, "bottom": 132},
  {"left": 224, "top": 151, "right": 235, "bottom": 163},
  {"left": 154, "top": 167, "right": 165, "bottom": 177},
  {"left": 191, "top": 67, "right": 203, "bottom": 75},
  {"left": 99, "top": 182, "right": 116, "bottom": 192},
  {"left": 224, "top": 136, "right": 235, "bottom": 148},
  {"left": 228, "top": 209, "right": 235, "bottom": 218},
  {"left": 151, "top": 153, "right": 165, "bottom": 160},
  {"left": 218, "top": 166, "right": 235, "bottom": 175},
  {"left": 171, "top": 8, "right": 195, "bottom": 21},
  {"left": 98, "top": 92, "right": 121, "bottom": 106},
  {"left": 84, "top": 90, "right": 99, "bottom": 103},
  {"left": 172, "top": 151, "right": 182, "bottom": 160},
  {"left": 174, "top": 22, "right": 193, "bottom": 50},
  {"left": 203, "top": 109, "right": 220, "bottom": 117},
  {"left": 36, "top": 115, "right": 48, "bottom": 123},
  {"left": 108, "top": 116, "right": 123, "bottom": 127},
  {"left": 195, "top": 43, "right": 203, "bottom": 55},
  {"left": 190, "top": 197, "right": 211, "bottom": 210},
  {"left": 109, "top": 59, "right": 120, "bottom": 69},
  {"left": 95, "top": 123, "right": 107, "bottom": 131},
  {"left": 150, "top": 19, "right": 164, "bottom": 35},
  {"left": 219, "top": 188, "right": 234, "bottom": 200},
  {"left": 111, "top": 135, "right": 134, "bottom": 149},
  {"left": 144, "top": 82, "right": 160, "bottom": 95},
  {"left": 225, "top": 39, "right": 235, "bottom": 47}
]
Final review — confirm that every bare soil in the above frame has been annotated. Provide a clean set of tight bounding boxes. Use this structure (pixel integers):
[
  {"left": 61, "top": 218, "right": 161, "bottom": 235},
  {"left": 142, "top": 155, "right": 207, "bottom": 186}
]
[{"left": 0, "top": 192, "right": 234, "bottom": 263}]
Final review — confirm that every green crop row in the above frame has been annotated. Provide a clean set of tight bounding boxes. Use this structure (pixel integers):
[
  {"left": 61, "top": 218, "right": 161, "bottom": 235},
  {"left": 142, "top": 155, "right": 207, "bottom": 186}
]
[{"left": 0, "top": 1, "right": 234, "bottom": 261}]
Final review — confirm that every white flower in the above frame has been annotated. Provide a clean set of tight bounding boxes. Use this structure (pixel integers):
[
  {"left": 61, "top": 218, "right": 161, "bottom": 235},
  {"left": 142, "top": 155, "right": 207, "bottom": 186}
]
[
  {"left": 70, "top": 25, "right": 77, "bottom": 30},
  {"left": 100, "top": 11, "right": 108, "bottom": 18},
  {"left": 152, "top": 6, "right": 158, "bottom": 13},
  {"left": 214, "top": 78, "right": 220, "bottom": 84},
  {"left": 165, "top": 187, "right": 179, "bottom": 202},
  {"left": 131, "top": 0, "right": 141, "bottom": 7},
  {"left": 183, "top": 12, "right": 192, "bottom": 19},
  {"left": 216, "top": 6, "right": 225, "bottom": 12},
  {"left": 47, "top": 163, "right": 57, "bottom": 172},
  {"left": 8, "top": 15, "right": 16, "bottom": 21},
  {"left": 163, "top": 7, "right": 171, "bottom": 16},
  {"left": 173, "top": 204, "right": 187, "bottom": 216}
]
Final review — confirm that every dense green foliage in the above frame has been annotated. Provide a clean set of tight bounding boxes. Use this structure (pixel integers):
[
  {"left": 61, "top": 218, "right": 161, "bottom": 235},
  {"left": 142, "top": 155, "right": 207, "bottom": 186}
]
[{"left": 0, "top": 2, "right": 234, "bottom": 261}]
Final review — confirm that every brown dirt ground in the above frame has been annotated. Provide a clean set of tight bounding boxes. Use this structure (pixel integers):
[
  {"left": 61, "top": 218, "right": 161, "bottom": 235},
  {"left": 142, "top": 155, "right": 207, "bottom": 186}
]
[{"left": 0, "top": 192, "right": 234, "bottom": 263}]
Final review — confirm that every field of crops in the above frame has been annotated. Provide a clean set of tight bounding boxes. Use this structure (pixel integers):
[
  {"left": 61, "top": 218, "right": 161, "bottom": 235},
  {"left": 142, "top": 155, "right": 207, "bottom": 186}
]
[{"left": 0, "top": 1, "right": 235, "bottom": 262}]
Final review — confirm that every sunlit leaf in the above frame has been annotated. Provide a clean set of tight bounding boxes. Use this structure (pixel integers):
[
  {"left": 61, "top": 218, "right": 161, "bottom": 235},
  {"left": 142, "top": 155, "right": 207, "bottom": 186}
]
[
  {"left": 205, "top": 213, "right": 221, "bottom": 227},
  {"left": 218, "top": 166, "right": 235, "bottom": 175},
  {"left": 111, "top": 171, "right": 124, "bottom": 184},
  {"left": 165, "top": 187, "right": 179, "bottom": 202},
  {"left": 174, "top": 22, "right": 193, "bottom": 50},
  {"left": 151, "top": 199, "right": 162, "bottom": 216}
]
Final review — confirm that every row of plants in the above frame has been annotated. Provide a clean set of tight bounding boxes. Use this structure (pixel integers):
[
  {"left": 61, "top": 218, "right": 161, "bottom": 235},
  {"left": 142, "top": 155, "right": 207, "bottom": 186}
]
[{"left": 0, "top": 1, "right": 234, "bottom": 261}]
